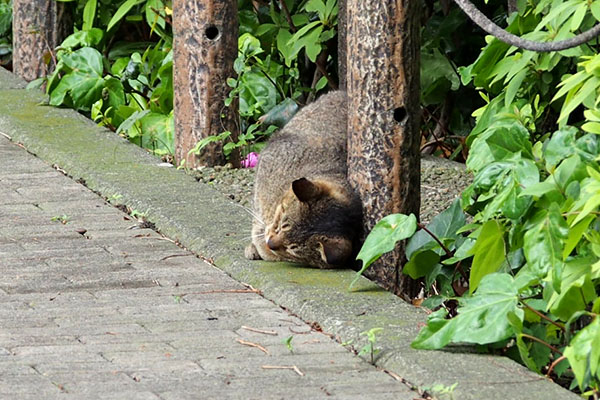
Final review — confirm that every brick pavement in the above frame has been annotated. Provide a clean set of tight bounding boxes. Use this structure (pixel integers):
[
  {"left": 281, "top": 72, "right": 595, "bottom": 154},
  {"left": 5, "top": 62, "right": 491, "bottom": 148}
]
[{"left": 0, "top": 135, "right": 414, "bottom": 399}]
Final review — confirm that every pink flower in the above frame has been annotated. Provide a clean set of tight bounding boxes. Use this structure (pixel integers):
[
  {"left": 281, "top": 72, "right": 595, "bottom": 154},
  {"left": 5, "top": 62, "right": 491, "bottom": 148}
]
[{"left": 241, "top": 152, "right": 259, "bottom": 168}]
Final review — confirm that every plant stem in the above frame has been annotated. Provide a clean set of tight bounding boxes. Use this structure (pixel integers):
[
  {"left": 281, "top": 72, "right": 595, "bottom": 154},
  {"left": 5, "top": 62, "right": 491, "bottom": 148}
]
[
  {"left": 417, "top": 223, "right": 452, "bottom": 257},
  {"left": 314, "top": 49, "right": 338, "bottom": 90},
  {"left": 279, "top": 0, "right": 296, "bottom": 32},
  {"left": 521, "top": 333, "right": 562, "bottom": 355},
  {"left": 546, "top": 355, "right": 567, "bottom": 379},
  {"left": 520, "top": 301, "right": 565, "bottom": 333}
]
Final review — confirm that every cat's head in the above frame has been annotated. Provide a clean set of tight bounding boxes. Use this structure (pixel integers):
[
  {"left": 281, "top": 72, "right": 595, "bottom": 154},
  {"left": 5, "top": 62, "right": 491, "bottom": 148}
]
[{"left": 264, "top": 177, "right": 361, "bottom": 268}]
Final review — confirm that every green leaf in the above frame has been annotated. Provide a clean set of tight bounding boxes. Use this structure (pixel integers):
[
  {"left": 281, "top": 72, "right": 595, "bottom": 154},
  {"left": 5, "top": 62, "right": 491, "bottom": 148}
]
[
  {"left": 571, "top": 193, "right": 600, "bottom": 226},
  {"left": 60, "top": 29, "right": 104, "bottom": 50},
  {"left": 82, "top": 0, "right": 97, "bottom": 31},
  {"left": 351, "top": 214, "right": 418, "bottom": 289},
  {"left": 552, "top": 71, "right": 587, "bottom": 103},
  {"left": 258, "top": 98, "right": 298, "bottom": 128},
  {"left": 48, "top": 47, "right": 105, "bottom": 111},
  {"left": 564, "top": 316, "right": 600, "bottom": 390},
  {"left": 276, "top": 29, "right": 294, "bottom": 67},
  {"left": 592, "top": 1, "right": 600, "bottom": 21},
  {"left": 558, "top": 75, "right": 600, "bottom": 125},
  {"left": 107, "top": 0, "right": 142, "bottom": 31},
  {"left": 467, "top": 122, "right": 532, "bottom": 172},
  {"left": 138, "top": 111, "right": 174, "bottom": 155},
  {"left": 507, "top": 311, "right": 540, "bottom": 373},
  {"left": 412, "top": 273, "right": 522, "bottom": 349},
  {"left": 145, "top": 0, "right": 166, "bottom": 31},
  {"left": 116, "top": 109, "right": 150, "bottom": 135},
  {"left": 523, "top": 205, "right": 568, "bottom": 280},
  {"left": 403, "top": 249, "right": 440, "bottom": 279},
  {"left": 505, "top": 68, "right": 527, "bottom": 107},
  {"left": 520, "top": 181, "right": 556, "bottom": 197},
  {"left": 288, "top": 21, "right": 321, "bottom": 45},
  {"left": 563, "top": 216, "right": 594, "bottom": 259},
  {"left": 315, "top": 76, "right": 328, "bottom": 91},
  {"left": 301, "top": 26, "right": 323, "bottom": 62},
  {"left": 304, "top": 0, "right": 327, "bottom": 20},
  {"left": 570, "top": 3, "right": 588, "bottom": 32},
  {"left": 543, "top": 127, "right": 577, "bottom": 170},
  {"left": 406, "top": 199, "right": 465, "bottom": 259},
  {"left": 546, "top": 258, "right": 596, "bottom": 321},
  {"left": 554, "top": 155, "right": 587, "bottom": 193},
  {"left": 103, "top": 77, "right": 125, "bottom": 110},
  {"left": 468, "top": 220, "right": 505, "bottom": 293}
]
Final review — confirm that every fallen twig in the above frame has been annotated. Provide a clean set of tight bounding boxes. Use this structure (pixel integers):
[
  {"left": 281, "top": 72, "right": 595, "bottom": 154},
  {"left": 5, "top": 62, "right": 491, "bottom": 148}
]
[
  {"left": 241, "top": 326, "right": 278, "bottom": 336},
  {"left": 236, "top": 339, "right": 269, "bottom": 354},
  {"left": 289, "top": 326, "right": 311, "bottom": 334},
  {"left": 262, "top": 365, "right": 304, "bottom": 376},
  {"left": 159, "top": 253, "right": 194, "bottom": 261}
]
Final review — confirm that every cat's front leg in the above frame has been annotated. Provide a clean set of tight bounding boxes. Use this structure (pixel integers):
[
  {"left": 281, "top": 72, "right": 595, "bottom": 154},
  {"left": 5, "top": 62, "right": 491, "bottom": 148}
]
[{"left": 245, "top": 243, "right": 262, "bottom": 260}]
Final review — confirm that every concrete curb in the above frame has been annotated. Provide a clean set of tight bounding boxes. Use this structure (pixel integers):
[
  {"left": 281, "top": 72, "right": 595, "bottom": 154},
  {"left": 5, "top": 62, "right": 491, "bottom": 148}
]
[{"left": 0, "top": 67, "right": 577, "bottom": 399}]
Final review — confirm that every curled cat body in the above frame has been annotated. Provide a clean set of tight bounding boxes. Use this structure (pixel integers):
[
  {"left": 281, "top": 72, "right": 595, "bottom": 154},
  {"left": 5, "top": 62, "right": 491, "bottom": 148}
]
[{"left": 245, "top": 91, "right": 362, "bottom": 268}]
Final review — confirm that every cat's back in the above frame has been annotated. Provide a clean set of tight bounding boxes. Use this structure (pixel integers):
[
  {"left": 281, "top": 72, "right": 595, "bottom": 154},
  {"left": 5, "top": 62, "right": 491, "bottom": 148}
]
[{"left": 257, "top": 91, "right": 348, "bottom": 185}]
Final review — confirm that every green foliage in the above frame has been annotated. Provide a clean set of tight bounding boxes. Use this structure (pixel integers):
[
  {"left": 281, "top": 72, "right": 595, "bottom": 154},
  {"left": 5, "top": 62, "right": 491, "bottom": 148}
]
[
  {"left": 283, "top": 335, "right": 294, "bottom": 353},
  {"left": 357, "top": 327, "right": 382, "bottom": 365},
  {"left": 350, "top": 213, "right": 417, "bottom": 289},
  {"left": 0, "top": 0, "right": 11, "bottom": 67},
  {"left": 42, "top": 0, "right": 173, "bottom": 156},
  {"left": 357, "top": 0, "right": 600, "bottom": 395},
  {"left": 211, "top": 0, "right": 340, "bottom": 159}
]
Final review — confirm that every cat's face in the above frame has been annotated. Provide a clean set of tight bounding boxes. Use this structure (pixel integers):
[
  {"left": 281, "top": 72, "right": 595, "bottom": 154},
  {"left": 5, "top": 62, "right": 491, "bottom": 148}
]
[{"left": 263, "top": 178, "right": 360, "bottom": 268}]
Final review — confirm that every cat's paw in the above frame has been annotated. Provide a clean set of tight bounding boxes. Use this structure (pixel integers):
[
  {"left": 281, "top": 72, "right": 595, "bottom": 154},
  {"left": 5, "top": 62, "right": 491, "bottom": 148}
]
[{"left": 245, "top": 243, "right": 262, "bottom": 260}]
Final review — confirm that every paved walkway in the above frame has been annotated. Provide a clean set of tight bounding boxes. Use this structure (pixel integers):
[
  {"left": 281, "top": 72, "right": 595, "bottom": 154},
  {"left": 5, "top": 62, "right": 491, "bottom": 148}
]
[{"left": 0, "top": 135, "right": 414, "bottom": 399}]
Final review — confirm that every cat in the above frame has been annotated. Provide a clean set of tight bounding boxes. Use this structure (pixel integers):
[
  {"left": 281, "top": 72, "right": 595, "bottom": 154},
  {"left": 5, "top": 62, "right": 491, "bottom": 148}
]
[{"left": 244, "top": 90, "right": 362, "bottom": 268}]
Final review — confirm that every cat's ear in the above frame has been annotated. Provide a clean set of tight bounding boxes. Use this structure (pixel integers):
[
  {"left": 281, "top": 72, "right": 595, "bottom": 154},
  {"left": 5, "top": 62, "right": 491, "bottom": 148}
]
[
  {"left": 292, "top": 178, "right": 322, "bottom": 202},
  {"left": 318, "top": 237, "right": 352, "bottom": 266}
]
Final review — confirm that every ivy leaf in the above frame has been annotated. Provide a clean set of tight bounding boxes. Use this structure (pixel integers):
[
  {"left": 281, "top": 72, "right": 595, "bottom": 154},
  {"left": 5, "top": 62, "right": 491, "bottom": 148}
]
[
  {"left": 403, "top": 249, "right": 440, "bottom": 279},
  {"left": 507, "top": 311, "right": 540, "bottom": 373},
  {"left": 564, "top": 317, "right": 600, "bottom": 390},
  {"left": 468, "top": 220, "right": 505, "bottom": 293},
  {"left": 546, "top": 257, "right": 596, "bottom": 321},
  {"left": 49, "top": 47, "right": 105, "bottom": 111},
  {"left": 523, "top": 205, "right": 568, "bottom": 283},
  {"left": 406, "top": 199, "right": 465, "bottom": 259},
  {"left": 351, "top": 214, "right": 417, "bottom": 289},
  {"left": 412, "top": 273, "right": 522, "bottom": 349},
  {"left": 103, "top": 77, "right": 125, "bottom": 110}
]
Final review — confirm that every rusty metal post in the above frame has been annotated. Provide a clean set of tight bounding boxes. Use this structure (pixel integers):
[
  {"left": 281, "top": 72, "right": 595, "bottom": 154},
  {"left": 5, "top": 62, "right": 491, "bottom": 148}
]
[
  {"left": 12, "top": 0, "right": 70, "bottom": 81},
  {"left": 172, "top": 0, "right": 239, "bottom": 168},
  {"left": 346, "top": 0, "right": 421, "bottom": 297}
]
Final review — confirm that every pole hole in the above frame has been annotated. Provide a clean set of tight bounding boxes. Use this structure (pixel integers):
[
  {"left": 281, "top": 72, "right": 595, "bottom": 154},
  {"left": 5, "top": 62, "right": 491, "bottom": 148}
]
[
  {"left": 205, "top": 26, "right": 220, "bottom": 41},
  {"left": 393, "top": 107, "right": 407, "bottom": 123}
]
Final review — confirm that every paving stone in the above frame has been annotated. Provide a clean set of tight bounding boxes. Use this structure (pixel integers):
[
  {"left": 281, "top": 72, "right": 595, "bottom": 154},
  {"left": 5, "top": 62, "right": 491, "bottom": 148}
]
[{"left": 0, "top": 134, "right": 411, "bottom": 399}]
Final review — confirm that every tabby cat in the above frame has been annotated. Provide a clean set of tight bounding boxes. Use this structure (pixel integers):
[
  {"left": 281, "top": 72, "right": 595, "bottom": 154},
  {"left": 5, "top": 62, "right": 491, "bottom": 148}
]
[{"left": 245, "top": 91, "right": 362, "bottom": 268}]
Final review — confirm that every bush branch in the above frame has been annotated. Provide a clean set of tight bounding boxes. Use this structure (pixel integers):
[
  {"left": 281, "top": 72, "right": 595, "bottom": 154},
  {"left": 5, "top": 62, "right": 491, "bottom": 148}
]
[{"left": 453, "top": 0, "right": 600, "bottom": 52}]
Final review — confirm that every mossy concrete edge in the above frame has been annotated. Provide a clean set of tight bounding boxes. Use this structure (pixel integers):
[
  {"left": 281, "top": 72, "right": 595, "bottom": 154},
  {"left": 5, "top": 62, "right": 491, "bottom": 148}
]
[{"left": 0, "top": 69, "right": 577, "bottom": 400}]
